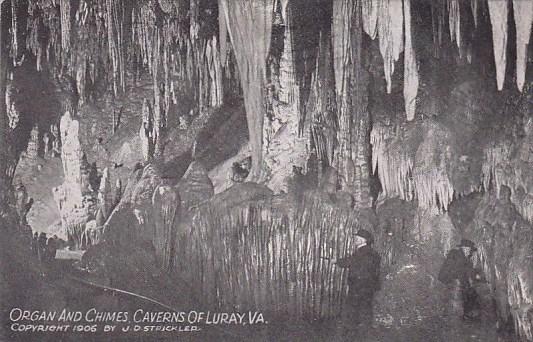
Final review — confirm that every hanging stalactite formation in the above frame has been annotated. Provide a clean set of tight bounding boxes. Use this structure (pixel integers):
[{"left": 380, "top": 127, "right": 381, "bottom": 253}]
[
  {"left": 219, "top": 0, "right": 274, "bottom": 181},
  {"left": 513, "top": 0, "right": 532, "bottom": 92},
  {"left": 403, "top": 0, "right": 418, "bottom": 122},
  {"left": 332, "top": 0, "right": 372, "bottom": 207},
  {"left": 377, "top": 0, "right": 404, "bottom": 95},
  {"left": 487, "top": 0, "right": 508, "bottom": 91}
]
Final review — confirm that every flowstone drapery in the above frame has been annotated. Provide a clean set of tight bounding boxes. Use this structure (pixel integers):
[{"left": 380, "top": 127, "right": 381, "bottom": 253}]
[{"left": 219, "top": 0, "right": 274, "bottom": 182}]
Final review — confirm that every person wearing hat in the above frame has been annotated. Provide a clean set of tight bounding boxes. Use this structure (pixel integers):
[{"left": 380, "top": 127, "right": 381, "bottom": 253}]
[
  {"left": 335, "top": 229, "right": 381, "bottom": 339},
  {"left": 438, "top": 239, "right": 481, "bottom": 322}
]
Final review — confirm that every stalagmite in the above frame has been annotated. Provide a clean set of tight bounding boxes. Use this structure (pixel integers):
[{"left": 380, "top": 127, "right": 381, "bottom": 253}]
[
  {"left": 488, "top": 0, "right": 508, "bottom": 91},
  {"left": 378, "top": 0, "right": 404, "bottom": 94},
  {"left": 26, "top": 126, "right": 39, "bottom": 159},
  {"left": 152, "top": 185, "right": 180, "bottom": 271},
  {"left": 219, "top": 0, "right": 274, "bottom": 181},
  {"left": 98, "top": 168, "right": 112, "bottom": 220},
  {"left": 6, "top": 85, "right": 19, "bottom": 130},
  {"left": 140, "top": 98, "right": 154, "bottom": 162},
  {"left": 513, "top": 0, "right": 532, "bottom": 92},
  {"left": 403, "top": 0, "right": 418, "bottom": 121},
  {"left": 54, "top": 111, "right": 87, "bottom": 240}
]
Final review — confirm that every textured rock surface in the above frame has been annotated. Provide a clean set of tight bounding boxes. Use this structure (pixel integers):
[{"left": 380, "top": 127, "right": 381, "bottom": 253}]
[
  {"left": 54, "top": 111, "right": 86, "bottom": 232},
  {"left": 177, "top": 161, "right": 214, "bottom": 210},
  {"left": 263, "top": 4, "right": 309, "bottom": 193}
]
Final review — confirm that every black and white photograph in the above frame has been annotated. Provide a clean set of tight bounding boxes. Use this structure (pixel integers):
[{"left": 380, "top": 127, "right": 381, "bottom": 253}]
[{"left": 0, "top": 0, "right": 532, "bottom": 341}]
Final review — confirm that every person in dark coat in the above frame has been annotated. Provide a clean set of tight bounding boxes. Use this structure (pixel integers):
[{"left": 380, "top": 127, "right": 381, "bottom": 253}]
[
  {"left": 438, "top": 239, "right": 481, "bottom": 321},
  {"left": 46, "top": 236, "right": 57, "bottom": 262},
  {"left": 37, "top": 232, "right": 48, "bottom": 262},
  {"left": 88, "top": 162, "right": 100, "bottom": 192},
  {"left": 335, "top": 229, "right": 381, "bottom": 339},
  {"left": 31, "top": 232, "right": 39, "bottom": 256}
]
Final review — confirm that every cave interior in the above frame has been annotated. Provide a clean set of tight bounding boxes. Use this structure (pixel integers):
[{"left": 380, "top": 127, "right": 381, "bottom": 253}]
[{"left": 0, "top": 0, "right": 532, "bottom": 341}]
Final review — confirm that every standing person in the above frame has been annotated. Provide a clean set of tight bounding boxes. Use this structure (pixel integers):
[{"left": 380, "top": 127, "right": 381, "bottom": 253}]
[
  {"left": 46, "top": 236, "right": 57, "bottom": 262},
  {"left": 438, "top": 239, "right": 480, "bottom": 322},
  {"left": 335, "top": 229, "right": 381, "bottom": 340},
  {"left": 37, "top": 232, "right": 48, "bottom": 265},
  {"left": 31, "top": 232, "right": 39, "bottom": 256}
]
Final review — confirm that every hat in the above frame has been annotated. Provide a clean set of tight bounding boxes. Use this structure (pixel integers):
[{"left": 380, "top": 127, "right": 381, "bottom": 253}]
[
  {"left": 355, "top": 229, "right": 374, "bottom": 245},
  {"left": 457, "top": 239, "right": 477, "bottom": 251}
]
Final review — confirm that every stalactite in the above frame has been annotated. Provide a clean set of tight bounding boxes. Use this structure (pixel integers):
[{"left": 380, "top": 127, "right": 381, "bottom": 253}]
[
  {"left": 219, "top": 0, "right": 228, "bottom": 66},
  {"left": 362, "top": 0, "right": 378, "bottom": 39},
  {"left": 431, "top": 2, "right": 441, "bottom": 57},
  {"left": 206, "top": 36, "right": 224, "bottom": 107},
  {"left": 152, "top": 28, "right": 165, "bottom": 158},
  {"left": 378, "top": 0, "right": 404, "bottom": 94},
  {"left": 403, "top": 0, "right": 418, "bottom": 122},
  {"left": 488, "top": 0, "right": 508, "bottom": 91},
  {"left": 289, "top": 0, "right": 323, "bottom": 132},
  {"left": 0, "top": 4, "right": 7, "bottom": 190},
  {"left": 220, "top": 0, "right": 274, "bottom": 182},
  {"left": 60, "top": 0, "right": 71, "bottom": 58},
  {"left": 448, "top": 0, "right": 461, "bottom": 51},
  {"left": 332, "top": 0, "right": 371, "bottom": 206},
  {"left": 106, "top": 0, "right": 126, "bottom": 95},
  {"left": 471, "top": 0, "right": 478, "bottom": 28},
  {"left": 10, "top": 0, "right": 19, "bottom": 62},
  {"left": 278, "top": 5, "right": 297, "bottom": 105},
  {"left": 513, "top": 0, "right": 532, "bottom": 92},
  {"left": 307, "top": 31, "right": 337, "bottom": 166}
]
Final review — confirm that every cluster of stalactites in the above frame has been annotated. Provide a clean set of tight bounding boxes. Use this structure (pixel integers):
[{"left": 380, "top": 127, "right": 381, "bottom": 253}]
[
  {"left": 131, "top": 1, "right": 225, "bottom": 133},
  {"left": 105, "top": 0, "right": 127, "bottom": 96},
  {"left": 413, "top": 167, "right": 454, "bottom": 212},
  {"left": 371, "top": 123, "right": 455, "bottom": 212},
  {"left": 432, "top": 0, "right": 532, "bottom": 92},
  {"left": 370, "top": 124, "right": 414, "bottom": 201},
  {"left": 22, "top": 0, "right": 226, "bottom": 114},
  {"left": 361, "top": 0, "right": 419, "bottom": 121}
]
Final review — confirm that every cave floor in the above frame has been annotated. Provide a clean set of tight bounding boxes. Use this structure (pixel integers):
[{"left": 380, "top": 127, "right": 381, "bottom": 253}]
[{"left": 3, "top": 251, "right": 520, "bottom": 342}]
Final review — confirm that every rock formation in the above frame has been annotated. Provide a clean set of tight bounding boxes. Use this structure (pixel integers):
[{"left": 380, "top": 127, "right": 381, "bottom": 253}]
[
  {"left": 263, "top": 3, "right": 309, "bottom": 193},
  {"left": 177, "top": 161, "right": 214, "bottom": 210},
  {"left": 152, "top": 185, "right": 180, "bottom": 271}
]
